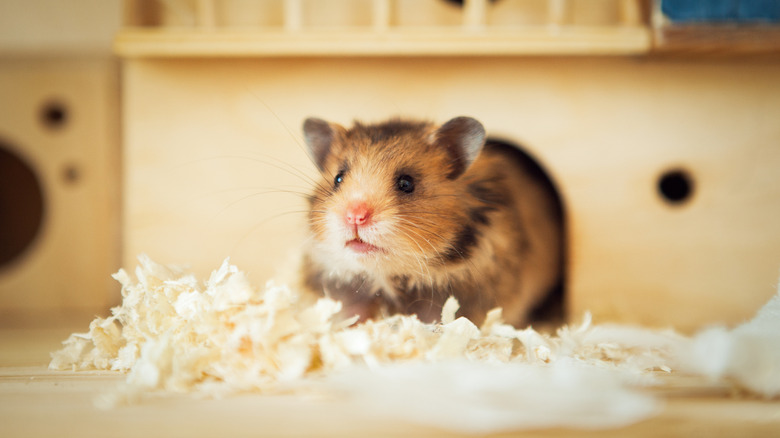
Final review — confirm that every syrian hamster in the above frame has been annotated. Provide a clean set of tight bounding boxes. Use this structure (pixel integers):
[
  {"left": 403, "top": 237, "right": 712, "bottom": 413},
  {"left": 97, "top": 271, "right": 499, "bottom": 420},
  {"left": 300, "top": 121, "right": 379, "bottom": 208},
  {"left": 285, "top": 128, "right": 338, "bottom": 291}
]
[{"left": 300, "top": 116, "right": 563, "bottom": 327}]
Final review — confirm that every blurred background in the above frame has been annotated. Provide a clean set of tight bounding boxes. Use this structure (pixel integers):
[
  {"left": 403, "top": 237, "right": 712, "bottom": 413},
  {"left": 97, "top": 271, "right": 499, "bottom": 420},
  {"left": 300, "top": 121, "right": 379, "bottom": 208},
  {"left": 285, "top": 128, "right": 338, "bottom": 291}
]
[
  {"left": 1, "top": 0, "right": 779, "bottom": 332},
  {"left": 0, "top": 0, "right": 122, "bottom": 326}
]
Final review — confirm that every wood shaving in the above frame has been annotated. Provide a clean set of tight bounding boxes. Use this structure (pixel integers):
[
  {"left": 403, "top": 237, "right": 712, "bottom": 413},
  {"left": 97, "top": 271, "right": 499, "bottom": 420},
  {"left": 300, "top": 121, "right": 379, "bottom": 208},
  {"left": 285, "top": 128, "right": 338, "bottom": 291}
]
[{"left": 49, "top": 255, "right": 780, "bottom": 431}]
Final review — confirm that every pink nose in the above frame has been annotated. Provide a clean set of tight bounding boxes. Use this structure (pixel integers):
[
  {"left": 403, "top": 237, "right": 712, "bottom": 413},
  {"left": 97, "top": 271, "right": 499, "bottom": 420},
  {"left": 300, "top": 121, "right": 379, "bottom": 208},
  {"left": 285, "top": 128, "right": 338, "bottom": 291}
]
[{"left": 345, "top": 203, "right": 372, "bottom": 226}]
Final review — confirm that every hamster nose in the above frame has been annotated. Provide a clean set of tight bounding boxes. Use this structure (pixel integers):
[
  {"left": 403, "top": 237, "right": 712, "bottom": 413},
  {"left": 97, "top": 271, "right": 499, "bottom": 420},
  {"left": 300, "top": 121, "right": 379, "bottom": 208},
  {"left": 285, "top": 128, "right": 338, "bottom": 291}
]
[{"left": 345, "top": 203, "right": 372, "bottom": 226}]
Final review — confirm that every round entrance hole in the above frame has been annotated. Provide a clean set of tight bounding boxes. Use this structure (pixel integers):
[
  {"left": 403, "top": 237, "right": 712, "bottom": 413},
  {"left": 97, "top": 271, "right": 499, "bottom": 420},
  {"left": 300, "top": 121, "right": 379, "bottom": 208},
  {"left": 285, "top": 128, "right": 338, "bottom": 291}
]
[
  {"left": 486, "top": 138, "right": 567, "bottom": 324},
  {"left": 0, "top": 142, "right": 46, "bottom": 268}
]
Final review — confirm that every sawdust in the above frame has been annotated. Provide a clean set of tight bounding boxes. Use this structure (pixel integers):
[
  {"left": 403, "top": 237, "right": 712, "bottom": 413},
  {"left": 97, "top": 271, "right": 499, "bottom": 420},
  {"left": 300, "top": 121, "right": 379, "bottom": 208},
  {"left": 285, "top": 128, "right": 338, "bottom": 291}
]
[{"left": 49, "top": 255, "right": 780, "bottom": 432}]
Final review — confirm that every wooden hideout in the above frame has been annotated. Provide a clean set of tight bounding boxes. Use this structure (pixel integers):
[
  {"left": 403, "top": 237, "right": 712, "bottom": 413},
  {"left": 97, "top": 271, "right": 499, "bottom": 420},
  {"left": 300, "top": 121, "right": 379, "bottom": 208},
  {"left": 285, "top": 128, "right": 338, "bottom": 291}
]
[
  {"left": 1, "top": 0, "right": 779, "bottom": 333},
  {"left": 116, "top": 0, "right": 780, "bottom": 333}
]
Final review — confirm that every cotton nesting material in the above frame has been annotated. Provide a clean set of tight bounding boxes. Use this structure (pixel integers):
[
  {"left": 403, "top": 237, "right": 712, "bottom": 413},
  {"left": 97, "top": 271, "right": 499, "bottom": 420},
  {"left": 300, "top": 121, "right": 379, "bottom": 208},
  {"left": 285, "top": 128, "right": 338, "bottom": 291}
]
[
  {"left": 678, "top": 290, "right": 780, "bottom": 397},
  {"left": 50, "top": 256, "right": 780, "bottom": 432}
]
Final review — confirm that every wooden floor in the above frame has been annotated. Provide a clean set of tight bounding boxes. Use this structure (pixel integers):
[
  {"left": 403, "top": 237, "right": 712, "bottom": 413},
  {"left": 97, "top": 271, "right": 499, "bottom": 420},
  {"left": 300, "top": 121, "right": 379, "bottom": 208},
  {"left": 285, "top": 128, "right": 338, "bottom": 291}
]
[{"left": 2, "top": 323, "right": 780, "bottom": 438}]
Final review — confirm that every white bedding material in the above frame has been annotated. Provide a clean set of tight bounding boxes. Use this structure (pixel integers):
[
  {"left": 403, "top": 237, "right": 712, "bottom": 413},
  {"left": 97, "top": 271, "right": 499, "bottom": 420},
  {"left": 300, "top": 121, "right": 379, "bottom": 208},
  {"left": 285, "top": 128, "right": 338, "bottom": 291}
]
[{"left": 50, "top": 256, "right": 780, "bottom": 432}]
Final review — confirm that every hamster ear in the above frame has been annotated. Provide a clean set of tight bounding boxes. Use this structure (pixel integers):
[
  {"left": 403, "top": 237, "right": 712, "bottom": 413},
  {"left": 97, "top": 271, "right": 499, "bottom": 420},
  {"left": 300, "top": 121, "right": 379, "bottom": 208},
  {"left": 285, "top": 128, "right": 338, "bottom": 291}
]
[
  {"left": 303, "top": 117, "right": 337, "bottom": 171},
  {"left": 434, "top": 117, "right": 486, "bottom": 179}
]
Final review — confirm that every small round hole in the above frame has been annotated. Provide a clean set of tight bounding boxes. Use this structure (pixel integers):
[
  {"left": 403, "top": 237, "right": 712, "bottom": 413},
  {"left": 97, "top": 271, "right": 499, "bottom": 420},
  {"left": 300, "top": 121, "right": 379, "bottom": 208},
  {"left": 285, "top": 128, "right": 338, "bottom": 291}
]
[
  {"left": 62, "top": 164, "right": 81, "bottom": 185},
  {"left": 40, "top": 100, "right": 69, "bottom": 130},
  {"left": 658, "top": 169, "right": 694, "bottom": 205}
]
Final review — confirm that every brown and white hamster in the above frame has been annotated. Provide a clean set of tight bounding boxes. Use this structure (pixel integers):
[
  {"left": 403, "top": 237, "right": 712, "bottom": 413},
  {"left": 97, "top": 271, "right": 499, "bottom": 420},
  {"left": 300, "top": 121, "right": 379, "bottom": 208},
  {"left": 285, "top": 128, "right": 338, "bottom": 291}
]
[{"left": 300, "top": 116, "right": 563, "bottom": 327}]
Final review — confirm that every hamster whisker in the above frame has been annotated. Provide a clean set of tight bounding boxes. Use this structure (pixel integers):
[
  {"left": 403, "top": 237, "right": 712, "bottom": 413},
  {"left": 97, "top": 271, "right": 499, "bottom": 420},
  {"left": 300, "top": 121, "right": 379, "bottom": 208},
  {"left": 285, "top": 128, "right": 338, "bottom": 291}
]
[
  {"left": 191, "top": 185, "right": 312, "bottom": 200},
  {"left": 397, "top": 217, "right": 484, "bottom": 284},
  {"left": 392, "top": 218, "right": 441, "bottom": 254},
  {"left": 183, "top": 153, "right": 324, "bottom": 191},
  {"left": 246, "top": 93, "right": 325, "bottom": 174},
  {"left": 211, "top": 190, "right": 306, "bottom": 219},
  {"left": 390, "top": 225, "right": 434, "bottom": 282},
  {"left": 395, "top": 211, "right": 464, "bottom": 222},
  {"left": 391, "top": 220, "right": 445, "bottom": 290},
  {"left": 226, "top": 208, "right": 310, "bottom": 256}
]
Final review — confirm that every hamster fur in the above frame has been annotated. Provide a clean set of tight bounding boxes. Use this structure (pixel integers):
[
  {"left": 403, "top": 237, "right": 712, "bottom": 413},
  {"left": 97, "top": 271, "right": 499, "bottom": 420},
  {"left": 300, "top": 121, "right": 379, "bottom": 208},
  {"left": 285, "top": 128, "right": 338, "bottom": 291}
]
[{"left": 300, "top": 116, "right": 563, "bottom": 327}]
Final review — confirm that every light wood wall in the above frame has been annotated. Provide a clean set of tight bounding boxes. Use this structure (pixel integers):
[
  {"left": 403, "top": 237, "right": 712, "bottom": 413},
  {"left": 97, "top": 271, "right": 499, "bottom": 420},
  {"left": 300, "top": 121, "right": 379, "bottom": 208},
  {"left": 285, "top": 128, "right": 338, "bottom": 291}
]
[{"left": 122, "top": 56, "right": 780, "bottom": 333}]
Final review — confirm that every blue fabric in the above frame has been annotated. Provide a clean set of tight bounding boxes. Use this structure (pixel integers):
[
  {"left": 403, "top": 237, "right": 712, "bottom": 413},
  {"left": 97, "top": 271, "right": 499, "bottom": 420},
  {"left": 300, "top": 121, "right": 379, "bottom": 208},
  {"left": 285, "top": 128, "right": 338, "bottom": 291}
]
[{"left": 661, "top": 0, "right": 780, "bottom": 22}]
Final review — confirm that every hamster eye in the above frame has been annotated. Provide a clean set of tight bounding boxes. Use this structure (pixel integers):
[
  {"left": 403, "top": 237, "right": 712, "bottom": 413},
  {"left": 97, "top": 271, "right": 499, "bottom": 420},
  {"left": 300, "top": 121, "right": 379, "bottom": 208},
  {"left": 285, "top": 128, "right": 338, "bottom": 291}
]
[
  {"left": 334, "top": 171, "right": 345, "bottom": 188},
  {"left": 396, "top": 174, "right": 415, "bottom": 194}
]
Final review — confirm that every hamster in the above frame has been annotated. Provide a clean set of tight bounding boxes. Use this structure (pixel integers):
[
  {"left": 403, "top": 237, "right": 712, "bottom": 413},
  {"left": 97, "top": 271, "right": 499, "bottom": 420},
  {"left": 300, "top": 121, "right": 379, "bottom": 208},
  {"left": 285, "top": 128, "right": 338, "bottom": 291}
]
[{"left": 300, "top": 116, "right": 563, "bottom": 327}]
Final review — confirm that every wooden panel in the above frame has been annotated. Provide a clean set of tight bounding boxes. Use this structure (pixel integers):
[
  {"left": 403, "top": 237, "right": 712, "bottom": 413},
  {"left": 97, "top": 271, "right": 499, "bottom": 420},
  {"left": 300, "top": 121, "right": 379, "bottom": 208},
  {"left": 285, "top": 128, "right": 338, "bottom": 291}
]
[
  {"left": 0, "top": 58, "right": 121, "bottom": 323},
  {"left": 122, "top": 56, "right": 780, "bottom": 333}
]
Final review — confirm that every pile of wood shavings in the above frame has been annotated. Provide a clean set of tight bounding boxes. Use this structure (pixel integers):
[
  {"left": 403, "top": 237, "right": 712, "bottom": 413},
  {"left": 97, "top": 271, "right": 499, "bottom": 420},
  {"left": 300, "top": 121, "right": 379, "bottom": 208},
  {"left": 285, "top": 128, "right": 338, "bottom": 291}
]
[
  {"left": 49, "top": 256, "right": 780, "bottom": 431},
  {"left": 50, "top": 255, "right": 683, "bottom": 400}
]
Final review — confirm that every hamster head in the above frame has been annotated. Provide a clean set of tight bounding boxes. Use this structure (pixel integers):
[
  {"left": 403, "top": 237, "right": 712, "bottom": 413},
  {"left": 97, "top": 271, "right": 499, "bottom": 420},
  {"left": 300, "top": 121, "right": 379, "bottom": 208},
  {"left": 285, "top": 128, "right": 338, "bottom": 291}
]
[{"left": 303, "top": 116, "right": 486, "bottom": 277}]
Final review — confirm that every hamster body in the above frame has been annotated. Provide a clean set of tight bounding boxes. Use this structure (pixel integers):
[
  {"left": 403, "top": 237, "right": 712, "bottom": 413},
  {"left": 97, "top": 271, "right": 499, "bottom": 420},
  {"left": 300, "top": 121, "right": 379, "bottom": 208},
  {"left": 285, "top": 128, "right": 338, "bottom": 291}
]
[{"left": 301, "top": 116, "right": 563, "bottom": 327}]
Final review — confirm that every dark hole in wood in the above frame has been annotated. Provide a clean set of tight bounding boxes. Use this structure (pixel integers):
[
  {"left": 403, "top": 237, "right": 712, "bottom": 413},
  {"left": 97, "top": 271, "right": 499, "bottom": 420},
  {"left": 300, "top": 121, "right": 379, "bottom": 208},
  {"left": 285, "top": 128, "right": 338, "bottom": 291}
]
[
  {"left": 658, "top": 169, "right": 694, "bottom": 205},
  {"left": 40, "top": 100, "right": 69, "bottom": 130},
  {"left": 0, "top": 142, "right": 45, "bottom": 268}
]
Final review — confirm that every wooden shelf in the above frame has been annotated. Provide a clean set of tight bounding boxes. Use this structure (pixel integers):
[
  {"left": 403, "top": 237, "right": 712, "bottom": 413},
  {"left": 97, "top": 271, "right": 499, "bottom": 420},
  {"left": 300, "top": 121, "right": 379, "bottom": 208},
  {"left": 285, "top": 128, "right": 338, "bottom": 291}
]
[
  {"left": 115, "top": 0, "right": 651, "bottom": 58},
  {"left": 114, "top": 26, "right": 651, "bottom": 57}
]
